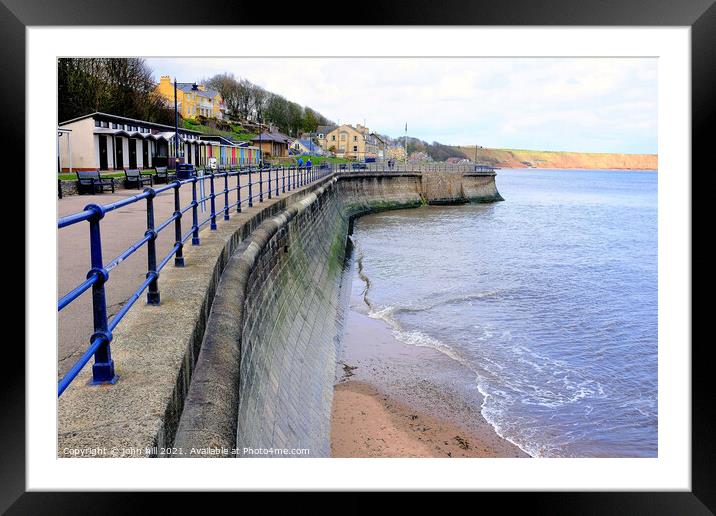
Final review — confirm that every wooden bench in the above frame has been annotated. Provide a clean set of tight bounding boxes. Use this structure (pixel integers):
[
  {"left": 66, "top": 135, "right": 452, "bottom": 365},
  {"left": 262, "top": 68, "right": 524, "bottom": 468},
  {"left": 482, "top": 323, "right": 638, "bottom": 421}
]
[
  {"left": 154, "top": 167, "right": 176, "bottom": 184},
  {"left": 76, "top": 170, "right": 115, "bottom": 194},
  {"left": 124, "top": 168, "right": 153, "bottom": 189}
]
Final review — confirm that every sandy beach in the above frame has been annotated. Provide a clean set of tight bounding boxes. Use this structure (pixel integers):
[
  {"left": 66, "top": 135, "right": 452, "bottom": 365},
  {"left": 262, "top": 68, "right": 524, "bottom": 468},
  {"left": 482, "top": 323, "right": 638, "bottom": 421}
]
[{"left": 330, "top": 307, "right": 528, "bottom": 458}]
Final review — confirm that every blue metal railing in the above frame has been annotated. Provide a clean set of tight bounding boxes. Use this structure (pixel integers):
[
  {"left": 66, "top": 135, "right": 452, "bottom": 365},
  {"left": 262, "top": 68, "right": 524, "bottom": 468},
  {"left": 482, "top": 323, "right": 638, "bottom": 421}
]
[{"left": 57, "top": 163, "right": 332, "bottom": 396}]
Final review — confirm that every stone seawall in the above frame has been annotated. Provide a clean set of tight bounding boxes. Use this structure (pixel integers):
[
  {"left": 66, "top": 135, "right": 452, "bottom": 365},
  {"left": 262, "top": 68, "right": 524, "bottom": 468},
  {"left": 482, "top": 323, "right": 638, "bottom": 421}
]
[
  {"left": 174, "top": 175, "right": 424, "bottom": 456},
  {"left": 58, "top": 171, "right": 500, "bottom": 458}
]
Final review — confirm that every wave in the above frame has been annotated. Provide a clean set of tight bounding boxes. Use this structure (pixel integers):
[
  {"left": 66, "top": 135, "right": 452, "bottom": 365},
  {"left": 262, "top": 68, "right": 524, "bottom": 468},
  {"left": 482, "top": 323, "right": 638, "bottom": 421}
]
[
  {"left": 350, "top": 238, "right": 616, "bottom": 458},
  {"left": 352, "top": 243, "right": 538, "bottom": 456}
]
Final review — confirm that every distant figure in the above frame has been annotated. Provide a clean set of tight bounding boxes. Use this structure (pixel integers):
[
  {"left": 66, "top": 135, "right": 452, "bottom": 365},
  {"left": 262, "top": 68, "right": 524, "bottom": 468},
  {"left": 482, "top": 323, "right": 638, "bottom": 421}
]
[
  {"left": 306, "top": 158, "right": 312, "bottom": 169},
  {"left": 297, "top": 157, "right": 304, "bottom": 167}
]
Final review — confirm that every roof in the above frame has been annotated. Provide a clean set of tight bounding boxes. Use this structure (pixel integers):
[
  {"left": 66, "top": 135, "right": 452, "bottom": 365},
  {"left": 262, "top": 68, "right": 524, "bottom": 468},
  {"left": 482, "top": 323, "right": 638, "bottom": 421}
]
[
  {"left": 251, "top": 131, "right": 291, "bottom": 144},
  {"left": 176, "top": 83, "right": 221, "bottom": 100},
  {"left": 295, "top": 139, "right": 316, "bottom": 148},
  {"left": 199, "top": 135, "right": 236, "bottom": 146},
  {"left": 58, "top": 111, "right": 203, "bottom": 135},
  {"left": 316, "top": 125, "right": 336, "bottom": 135}
]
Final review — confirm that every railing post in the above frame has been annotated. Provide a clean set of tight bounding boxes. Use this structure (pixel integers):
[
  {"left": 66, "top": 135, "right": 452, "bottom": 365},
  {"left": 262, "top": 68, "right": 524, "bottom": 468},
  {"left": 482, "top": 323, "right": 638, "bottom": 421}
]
[
  {"left": 268, "top": 166, "right": 272, "bottom": 199},
  {"left": 236, "top": 168, "right": 242, "bottom": 213},
  {"left": 223, "top": 171, "right": 230, "bottom": 220},
  {"left": 259, "top": 166, "right": 264, "bottom": 202},
  {"left": 85, "top": 204, "right": 117, "bottom": 385},
  {"left": 173, "top": 180, "right": 184, "bottom": 266},
  {"left": 191, "top": 176, "right": 200, "bottom": 245},
  {"left": 145, "top": 188, "right": 160, "bottom": 305},
  {"left": 276, "top": 166, "right": 280, "bottom": 197},
  {"left": 282, "top": 165, "right": 286, "bottom": 193},
  {"left": 209, "top": 173, "right": 217, "bottom": 230},
  {"left": 248, "top": 166, "right": 253, "bottom": 207}
]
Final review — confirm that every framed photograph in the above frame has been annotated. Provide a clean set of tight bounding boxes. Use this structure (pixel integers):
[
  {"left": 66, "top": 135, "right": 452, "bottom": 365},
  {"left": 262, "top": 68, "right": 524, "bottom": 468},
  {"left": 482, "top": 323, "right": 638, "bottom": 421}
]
[{"left": 9, "top": 0, "right": 711, "bottom": 511}]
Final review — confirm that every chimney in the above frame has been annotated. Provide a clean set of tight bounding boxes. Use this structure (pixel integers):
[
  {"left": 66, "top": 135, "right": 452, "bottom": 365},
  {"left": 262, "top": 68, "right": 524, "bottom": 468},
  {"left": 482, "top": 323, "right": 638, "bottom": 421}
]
[
  {"left": 192, "top": 83, "right": 199, "bottom": 90},
  {"left": 160, "top": 75, "right": 171, "bottom": 84}
]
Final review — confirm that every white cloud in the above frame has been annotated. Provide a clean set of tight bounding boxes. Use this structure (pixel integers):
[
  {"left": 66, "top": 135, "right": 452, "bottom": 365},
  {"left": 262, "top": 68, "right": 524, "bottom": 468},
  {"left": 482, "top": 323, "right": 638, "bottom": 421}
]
[{"left": 146, "top": 57, "right": 657, "bottom": 154}]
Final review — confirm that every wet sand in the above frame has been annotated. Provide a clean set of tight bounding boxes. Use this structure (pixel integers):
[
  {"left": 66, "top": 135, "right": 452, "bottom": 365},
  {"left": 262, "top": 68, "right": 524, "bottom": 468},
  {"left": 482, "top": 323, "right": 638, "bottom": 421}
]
[{"left": 330, "top": 308, "right": 528, "bottom": 458}]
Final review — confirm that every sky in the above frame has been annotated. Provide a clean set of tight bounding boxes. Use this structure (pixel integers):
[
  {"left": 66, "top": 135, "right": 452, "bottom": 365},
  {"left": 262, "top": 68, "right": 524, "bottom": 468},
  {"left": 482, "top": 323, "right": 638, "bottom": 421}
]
[{"left": 146, "top": 57, "right": 657, "bottom": 154}]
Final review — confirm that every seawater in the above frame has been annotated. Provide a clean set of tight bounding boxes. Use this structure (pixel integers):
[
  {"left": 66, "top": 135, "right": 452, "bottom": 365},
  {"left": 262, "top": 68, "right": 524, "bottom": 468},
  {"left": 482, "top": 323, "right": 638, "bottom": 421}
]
[{"left": 347, "top": 168, "right": 657, "bottom": 458}]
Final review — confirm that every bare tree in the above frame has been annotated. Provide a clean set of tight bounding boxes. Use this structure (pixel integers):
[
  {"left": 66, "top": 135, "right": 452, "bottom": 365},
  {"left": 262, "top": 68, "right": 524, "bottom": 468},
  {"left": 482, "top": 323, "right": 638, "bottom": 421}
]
[{"left": 58, "top": 58, "right": 173, "bottom": 124}]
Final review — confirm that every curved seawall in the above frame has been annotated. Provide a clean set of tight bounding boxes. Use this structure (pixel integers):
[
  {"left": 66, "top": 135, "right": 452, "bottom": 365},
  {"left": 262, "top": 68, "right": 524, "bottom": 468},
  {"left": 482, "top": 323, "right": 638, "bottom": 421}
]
[
  {"left": 174, "top": 174, "right": 427, "bottom": 456},
  {"left": 58, "top": 171, "right": 501, "bottom": 458}
]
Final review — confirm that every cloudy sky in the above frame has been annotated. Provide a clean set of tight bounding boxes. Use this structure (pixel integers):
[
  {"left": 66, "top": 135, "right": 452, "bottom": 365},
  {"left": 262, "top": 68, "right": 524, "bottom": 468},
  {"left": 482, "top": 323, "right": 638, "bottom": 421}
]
[{"left": 146, "top": 57, "right": 657, "bottom": 154}]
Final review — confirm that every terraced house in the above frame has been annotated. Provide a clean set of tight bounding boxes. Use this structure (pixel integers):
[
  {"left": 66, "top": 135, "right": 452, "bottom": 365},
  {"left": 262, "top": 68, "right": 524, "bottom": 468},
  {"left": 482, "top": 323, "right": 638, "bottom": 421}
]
[
  {"left": 322, "top": 124, "right": 385, "bottom": 160},
  {"left": 155, "top": 76, "right": 225, "bottom": 119}
]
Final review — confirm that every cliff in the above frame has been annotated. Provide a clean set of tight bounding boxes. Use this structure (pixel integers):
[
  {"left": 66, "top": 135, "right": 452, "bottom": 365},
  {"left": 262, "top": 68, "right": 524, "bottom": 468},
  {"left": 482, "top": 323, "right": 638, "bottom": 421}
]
[{"left": 453, "top": 146, "right": 658, "bottom": 170}]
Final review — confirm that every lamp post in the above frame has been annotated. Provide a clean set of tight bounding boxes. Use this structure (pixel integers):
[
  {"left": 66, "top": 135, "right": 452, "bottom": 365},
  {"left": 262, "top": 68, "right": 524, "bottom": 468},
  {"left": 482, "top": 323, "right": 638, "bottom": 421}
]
[
  {"left": 174, "top": 78, "right": 181, "bottom": 168},
  {"left": 258, "top": 110, "right": 262, "bottom": 167}
]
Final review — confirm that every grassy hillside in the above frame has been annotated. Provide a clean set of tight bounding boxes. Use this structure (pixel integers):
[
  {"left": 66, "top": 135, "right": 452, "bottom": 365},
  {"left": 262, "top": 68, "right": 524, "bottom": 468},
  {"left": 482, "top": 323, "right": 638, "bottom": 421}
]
[
  {"left": 181, "top": 118, "right": 257, "bottom": 142},
  {"left": 453, "top": 146, "right": 658, "bottom": 170}
]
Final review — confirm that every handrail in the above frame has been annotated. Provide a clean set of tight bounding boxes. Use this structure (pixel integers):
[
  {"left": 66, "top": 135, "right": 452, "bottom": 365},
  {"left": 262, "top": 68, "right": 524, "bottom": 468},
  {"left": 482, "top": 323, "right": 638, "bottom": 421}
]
[
  {"left": 57, "top": 160, "right": 494, "bottom": 396},
  {"left": 57, "top": 163, "right": 331, "bottom": 396}
]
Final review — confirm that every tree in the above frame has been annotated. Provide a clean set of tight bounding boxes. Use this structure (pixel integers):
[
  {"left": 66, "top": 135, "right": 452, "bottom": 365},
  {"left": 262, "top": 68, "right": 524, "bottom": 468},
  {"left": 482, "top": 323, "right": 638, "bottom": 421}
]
[
  {"left": 58, "top": 58, "right": 173, "bottom": 125},
  {"left": 286, "top": 101, "right": 304, "bottom": 136},
  {"left": 250, "top": 84, "right": 269, "bottom": 119},
  {"left": 205, "top": 73, "right": 241, "bottom": 118},
  {"left": 302, "top": 107, "right": 319, "bottom": 133},
  {"left": 236, "top": 79, "right": 254, "bottom": 119},
  {"left": 264, "top": 94, "right": 289, "bottom": 132}
]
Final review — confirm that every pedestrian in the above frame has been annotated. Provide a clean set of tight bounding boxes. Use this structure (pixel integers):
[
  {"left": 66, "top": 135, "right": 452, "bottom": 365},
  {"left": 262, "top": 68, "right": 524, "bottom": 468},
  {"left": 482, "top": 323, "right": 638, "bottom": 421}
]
[
  {"left": 306, "top": 158, "right": 312, "bottom": 169},
  {"left": 297, "top": 157, "right": 304, "bottom": 168}
]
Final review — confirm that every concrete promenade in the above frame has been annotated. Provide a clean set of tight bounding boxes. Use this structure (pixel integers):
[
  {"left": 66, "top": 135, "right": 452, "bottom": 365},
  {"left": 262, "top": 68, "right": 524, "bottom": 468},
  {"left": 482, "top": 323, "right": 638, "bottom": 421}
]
[{"left": 57, "top": 170, "right": 296, "bottom": 378}]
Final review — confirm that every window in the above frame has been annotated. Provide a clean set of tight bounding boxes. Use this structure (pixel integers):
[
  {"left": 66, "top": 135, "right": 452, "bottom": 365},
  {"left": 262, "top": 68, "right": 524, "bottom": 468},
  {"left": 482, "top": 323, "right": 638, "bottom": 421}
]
[
  {"left": 340, "top": 133, "right": 347, "bottom": 141},
  {"left": 353, "top": 136, "right": 357, "bottom": 142},
  {"left": 331, "top": 135, "right": 336, "bottom": 141},
  {"left": 318, "top": 133, "right": 324, "bottom": 139},
  {"left": 101, "top": 121, "right": 109, "bottom": 128},
  {"left": 94, "top": 120, "right": 101, "bottom": 127},
  {"left": 353, "top": 146, "right": 358, "bottom": 152}
]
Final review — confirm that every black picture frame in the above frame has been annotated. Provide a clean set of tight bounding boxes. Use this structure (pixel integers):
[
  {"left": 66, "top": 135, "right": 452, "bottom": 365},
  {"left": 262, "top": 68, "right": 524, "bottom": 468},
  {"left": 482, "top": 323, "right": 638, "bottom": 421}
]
[{"left": 6, "top": 0, "right": 712, "bottom": 512}]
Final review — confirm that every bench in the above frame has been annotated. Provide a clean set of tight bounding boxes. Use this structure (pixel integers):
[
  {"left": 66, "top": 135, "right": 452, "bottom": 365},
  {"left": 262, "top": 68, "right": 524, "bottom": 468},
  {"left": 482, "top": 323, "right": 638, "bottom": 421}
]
[
  {"left": 124, "top": 168, "right": 153, "bottom": 189},
  {"left": 154, "top": 167, "right": 176, "bottom": 184},
  {"left": 76, "top": 171, "right": 115, "bottom": 195}
]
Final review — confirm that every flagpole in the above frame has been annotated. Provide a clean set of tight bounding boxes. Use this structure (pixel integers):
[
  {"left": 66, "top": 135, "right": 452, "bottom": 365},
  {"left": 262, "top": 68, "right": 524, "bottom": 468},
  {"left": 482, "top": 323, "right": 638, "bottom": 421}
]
[{"left": 174, "top": 78, "right": 180, "bottom": 167}]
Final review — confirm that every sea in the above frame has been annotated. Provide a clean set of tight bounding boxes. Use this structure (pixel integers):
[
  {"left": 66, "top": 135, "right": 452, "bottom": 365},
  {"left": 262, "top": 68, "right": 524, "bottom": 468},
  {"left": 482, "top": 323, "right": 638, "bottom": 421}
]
[{"left": 345, "top": 168, "right": 658, "bottom": 458}]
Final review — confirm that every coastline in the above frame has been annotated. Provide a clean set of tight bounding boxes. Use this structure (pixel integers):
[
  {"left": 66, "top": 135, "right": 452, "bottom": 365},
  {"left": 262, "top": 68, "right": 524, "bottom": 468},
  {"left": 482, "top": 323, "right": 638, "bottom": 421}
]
[{"left": 330, "top": 307, "right": 528, "bottom": 458}]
